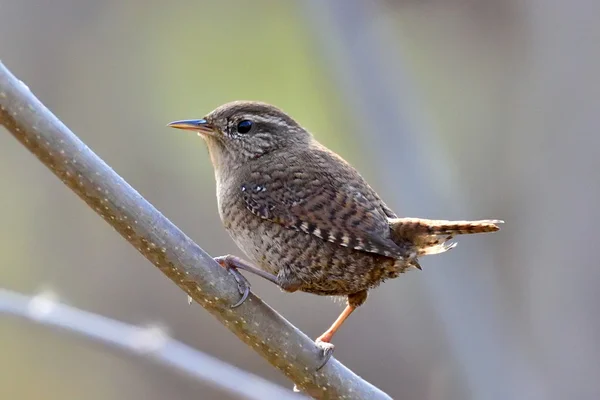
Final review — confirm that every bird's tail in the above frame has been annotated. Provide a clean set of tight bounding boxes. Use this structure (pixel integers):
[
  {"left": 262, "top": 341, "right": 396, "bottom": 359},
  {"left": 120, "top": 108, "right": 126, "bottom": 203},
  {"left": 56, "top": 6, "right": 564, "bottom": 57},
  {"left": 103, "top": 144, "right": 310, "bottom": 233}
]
[{"left": 390, "top": 217, "right": 503, "bottom": 257}]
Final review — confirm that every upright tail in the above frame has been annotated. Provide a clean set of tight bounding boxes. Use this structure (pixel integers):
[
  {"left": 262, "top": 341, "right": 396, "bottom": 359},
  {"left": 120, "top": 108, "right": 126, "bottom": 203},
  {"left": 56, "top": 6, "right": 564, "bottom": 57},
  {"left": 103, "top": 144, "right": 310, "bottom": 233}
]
[{"left": 389, "top": 217, "right": 503, "bottom": 257}]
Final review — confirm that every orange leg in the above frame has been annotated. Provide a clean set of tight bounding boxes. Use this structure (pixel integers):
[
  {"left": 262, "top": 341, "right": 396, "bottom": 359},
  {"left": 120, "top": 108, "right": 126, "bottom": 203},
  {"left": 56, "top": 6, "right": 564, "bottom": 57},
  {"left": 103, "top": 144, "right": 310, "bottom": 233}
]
[
  {"left": 314, "top": 291, "right": 367, "bottom": 370},
  {"left": 316, "top": 304, "right": 357, "bottom": 343}
]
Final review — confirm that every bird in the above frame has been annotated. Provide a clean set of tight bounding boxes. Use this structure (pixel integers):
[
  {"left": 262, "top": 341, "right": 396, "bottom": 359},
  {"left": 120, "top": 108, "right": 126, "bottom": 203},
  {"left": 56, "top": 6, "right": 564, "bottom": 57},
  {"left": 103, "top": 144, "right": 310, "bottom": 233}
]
[{"left": 168, "top": 101, "right": 502, "bottom": 368}]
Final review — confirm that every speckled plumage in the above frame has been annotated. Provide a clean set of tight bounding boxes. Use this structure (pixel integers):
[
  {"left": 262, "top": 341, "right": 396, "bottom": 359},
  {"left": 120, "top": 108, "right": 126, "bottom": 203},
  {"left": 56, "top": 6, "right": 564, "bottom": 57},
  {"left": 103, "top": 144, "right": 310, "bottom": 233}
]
[
  {"left": 169, "top": 101, "right": 502, "bottom": 358},
  {"left": 218, "top": 141, "right": 409, "bottom": 301}
]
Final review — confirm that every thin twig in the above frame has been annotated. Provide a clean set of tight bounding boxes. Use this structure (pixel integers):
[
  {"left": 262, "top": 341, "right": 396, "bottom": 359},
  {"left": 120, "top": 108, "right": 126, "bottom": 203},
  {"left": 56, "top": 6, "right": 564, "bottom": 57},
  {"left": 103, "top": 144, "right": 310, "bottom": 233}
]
[
  {"left": 0, "top": 61, "right": 392, "bottom": 400},
  {"left": 0, "top": 288, "right": 304, "bottom": 400}
]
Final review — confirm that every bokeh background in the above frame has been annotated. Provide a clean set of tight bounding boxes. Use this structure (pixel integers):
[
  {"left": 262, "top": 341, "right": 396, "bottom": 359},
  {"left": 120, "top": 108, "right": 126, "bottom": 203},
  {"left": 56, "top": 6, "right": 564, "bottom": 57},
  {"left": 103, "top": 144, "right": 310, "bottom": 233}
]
[{"left": 1, "top": 0, "right": 599, "bottom": 399}]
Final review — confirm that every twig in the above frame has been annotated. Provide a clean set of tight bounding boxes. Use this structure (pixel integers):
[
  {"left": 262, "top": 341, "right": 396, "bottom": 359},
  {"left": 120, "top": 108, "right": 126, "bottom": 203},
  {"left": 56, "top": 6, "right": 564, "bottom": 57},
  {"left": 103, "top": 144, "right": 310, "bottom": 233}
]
[
  {"left": 0, "top": 61, "right": 391, "bottom": 400},
  {"left": 0, "top": 288, "right": 304, "bottom": 400}
]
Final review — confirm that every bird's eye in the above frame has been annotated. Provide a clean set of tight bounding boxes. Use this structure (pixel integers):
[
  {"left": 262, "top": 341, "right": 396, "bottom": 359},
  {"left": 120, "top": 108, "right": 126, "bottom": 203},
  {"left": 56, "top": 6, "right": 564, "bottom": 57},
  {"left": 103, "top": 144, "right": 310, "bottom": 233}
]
[{"left": 236, "top": 120, "right": 253, "bottom": 134}]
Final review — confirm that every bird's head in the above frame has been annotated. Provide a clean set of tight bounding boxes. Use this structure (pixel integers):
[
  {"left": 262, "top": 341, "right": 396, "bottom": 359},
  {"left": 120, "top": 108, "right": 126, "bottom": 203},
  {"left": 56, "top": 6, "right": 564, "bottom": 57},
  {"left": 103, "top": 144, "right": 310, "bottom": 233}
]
[{"left": 168, "top": 101, "right": 312, "bottom": 169}]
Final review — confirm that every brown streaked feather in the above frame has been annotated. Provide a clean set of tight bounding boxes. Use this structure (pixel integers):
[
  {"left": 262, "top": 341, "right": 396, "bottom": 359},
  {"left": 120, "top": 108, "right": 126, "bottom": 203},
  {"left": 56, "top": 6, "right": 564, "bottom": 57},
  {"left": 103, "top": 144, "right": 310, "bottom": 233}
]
[
  {"left": 389, "top": 217, "right": 502, "bottom": 259},
  {"left": 240, "top": 144, "right": 406, "bottom": 259},
  {"left": 390, "top": 217, "right": 503, "bottom": 237}
]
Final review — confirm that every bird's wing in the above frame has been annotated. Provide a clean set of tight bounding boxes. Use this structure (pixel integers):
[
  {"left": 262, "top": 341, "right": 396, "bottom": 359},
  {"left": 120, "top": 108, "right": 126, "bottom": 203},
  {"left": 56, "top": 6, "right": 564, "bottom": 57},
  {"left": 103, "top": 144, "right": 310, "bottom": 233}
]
[{"left": 240, "top": 147, "right": 404, "bottom": 259}]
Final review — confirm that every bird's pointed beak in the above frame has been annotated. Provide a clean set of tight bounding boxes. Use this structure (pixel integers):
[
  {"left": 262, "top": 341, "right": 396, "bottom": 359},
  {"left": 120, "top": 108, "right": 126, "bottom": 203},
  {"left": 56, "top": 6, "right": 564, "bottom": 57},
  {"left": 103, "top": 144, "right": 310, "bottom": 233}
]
[{"left": 167, "top": 119, "right": 216, "bottom": 136}]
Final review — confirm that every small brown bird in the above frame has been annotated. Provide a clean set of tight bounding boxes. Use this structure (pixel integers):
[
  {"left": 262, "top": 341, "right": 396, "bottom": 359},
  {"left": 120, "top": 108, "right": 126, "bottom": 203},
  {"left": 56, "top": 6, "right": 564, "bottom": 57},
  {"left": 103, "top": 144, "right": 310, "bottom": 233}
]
[{"left": 169, "top": 101, "right": 502, "bottom": 367}]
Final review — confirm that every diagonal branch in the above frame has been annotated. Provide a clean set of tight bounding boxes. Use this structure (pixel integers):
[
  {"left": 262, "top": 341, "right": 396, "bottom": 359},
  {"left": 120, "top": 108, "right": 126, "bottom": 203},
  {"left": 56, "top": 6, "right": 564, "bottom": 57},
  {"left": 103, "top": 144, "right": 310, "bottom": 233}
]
[
  {"left": 0, "top": 289, "right": 303, "bottom": 400},
  {"left": 0, "top": 61, "right": 391, "bottom": 400}
]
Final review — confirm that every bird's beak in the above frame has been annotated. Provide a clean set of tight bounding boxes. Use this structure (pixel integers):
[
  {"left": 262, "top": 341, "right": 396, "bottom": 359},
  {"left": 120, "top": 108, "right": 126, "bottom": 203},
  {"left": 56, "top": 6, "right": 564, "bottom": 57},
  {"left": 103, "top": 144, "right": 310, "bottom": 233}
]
[{"left": 167, "top": 119, "right": 216, "bottom": 136}]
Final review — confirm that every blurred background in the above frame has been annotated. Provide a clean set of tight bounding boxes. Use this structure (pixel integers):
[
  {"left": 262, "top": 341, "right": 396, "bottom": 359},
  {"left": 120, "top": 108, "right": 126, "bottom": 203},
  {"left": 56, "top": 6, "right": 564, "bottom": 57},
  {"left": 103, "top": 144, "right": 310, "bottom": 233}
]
[{"left": 1, "top": 0, "right": 599, "bottom": 399}]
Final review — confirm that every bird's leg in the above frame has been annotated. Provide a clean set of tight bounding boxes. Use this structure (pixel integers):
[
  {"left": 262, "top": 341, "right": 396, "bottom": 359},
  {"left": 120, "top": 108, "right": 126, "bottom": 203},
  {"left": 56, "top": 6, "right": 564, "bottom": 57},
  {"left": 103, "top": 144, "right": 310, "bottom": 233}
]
[
  {"left": 314, "top": 290, "right": 368, "bottom": 370},
  {"left": 316, "top": 305, "right": 357, "bottom": 343},
  {"left": 214, "top": 255, "right": 279, "bottom": 308},
  {"left": 214, "top": 255, "right": 279, "bottom": 284}
]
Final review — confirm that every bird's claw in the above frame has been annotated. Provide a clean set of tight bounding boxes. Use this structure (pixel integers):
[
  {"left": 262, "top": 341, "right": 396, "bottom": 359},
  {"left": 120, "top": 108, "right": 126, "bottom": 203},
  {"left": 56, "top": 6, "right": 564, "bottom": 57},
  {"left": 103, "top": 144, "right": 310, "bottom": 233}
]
[
  {"left": 229, "top": 268, "right": 251, "bottom": 308},
  {"left": 215, "top": 256, "right": 251, "bottom": 308},
  {"left": 315, "top": 339, "right": 335, "bottom": 370}
]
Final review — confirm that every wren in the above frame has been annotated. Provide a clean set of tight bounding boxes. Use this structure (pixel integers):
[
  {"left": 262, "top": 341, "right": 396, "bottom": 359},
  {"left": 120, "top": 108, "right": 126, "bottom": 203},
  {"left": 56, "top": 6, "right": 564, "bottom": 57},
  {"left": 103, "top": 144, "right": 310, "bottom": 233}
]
[{"left": 168, "top": 101, "right": 502, "bottom": 367}]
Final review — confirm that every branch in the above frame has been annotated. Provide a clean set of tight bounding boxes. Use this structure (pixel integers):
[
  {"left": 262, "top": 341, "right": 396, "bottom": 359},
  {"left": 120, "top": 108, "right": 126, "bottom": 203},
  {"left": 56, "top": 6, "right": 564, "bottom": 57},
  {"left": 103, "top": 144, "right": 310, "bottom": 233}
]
[
  {"left": 0, "top": 61, "right": 391, "bottom": 400},
  {"left": 0, "top": 289, "right": 303, "bottom": 400}
]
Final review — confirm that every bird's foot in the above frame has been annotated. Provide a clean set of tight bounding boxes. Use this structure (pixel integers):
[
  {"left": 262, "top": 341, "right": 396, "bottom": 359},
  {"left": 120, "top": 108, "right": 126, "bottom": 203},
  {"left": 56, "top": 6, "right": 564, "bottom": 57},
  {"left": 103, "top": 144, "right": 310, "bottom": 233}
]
[
  {"left": 315, "top": 338, "right": 335, "bottom": 370},
  {"left": 214, "top": 255, "right": 251, "bottom": 308}
]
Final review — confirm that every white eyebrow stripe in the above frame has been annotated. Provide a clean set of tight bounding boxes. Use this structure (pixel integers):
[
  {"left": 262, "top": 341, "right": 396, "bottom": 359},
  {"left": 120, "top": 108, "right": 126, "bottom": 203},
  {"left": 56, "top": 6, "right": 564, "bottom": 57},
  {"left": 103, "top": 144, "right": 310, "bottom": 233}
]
[{"left": 249, "top": 114, "right": 292, "bottom": 128}]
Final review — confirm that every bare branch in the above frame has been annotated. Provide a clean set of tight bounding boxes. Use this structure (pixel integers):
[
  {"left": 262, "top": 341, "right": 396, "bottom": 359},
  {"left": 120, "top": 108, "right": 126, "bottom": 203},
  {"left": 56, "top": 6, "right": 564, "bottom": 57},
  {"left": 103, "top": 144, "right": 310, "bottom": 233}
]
[
  {"left": 0, "top": 288, "right": 304, "bottom": 400},
  {"left": 0, "top": 61, "right": 391, "bottom": 400}
]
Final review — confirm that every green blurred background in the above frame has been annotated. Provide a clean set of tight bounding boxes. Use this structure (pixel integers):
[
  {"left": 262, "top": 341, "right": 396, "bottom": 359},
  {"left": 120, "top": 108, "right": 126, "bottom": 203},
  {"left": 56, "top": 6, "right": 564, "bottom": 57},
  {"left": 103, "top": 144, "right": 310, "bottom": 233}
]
[{"left": 1, "top": 0, "right": 599, "bottom": 399}]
